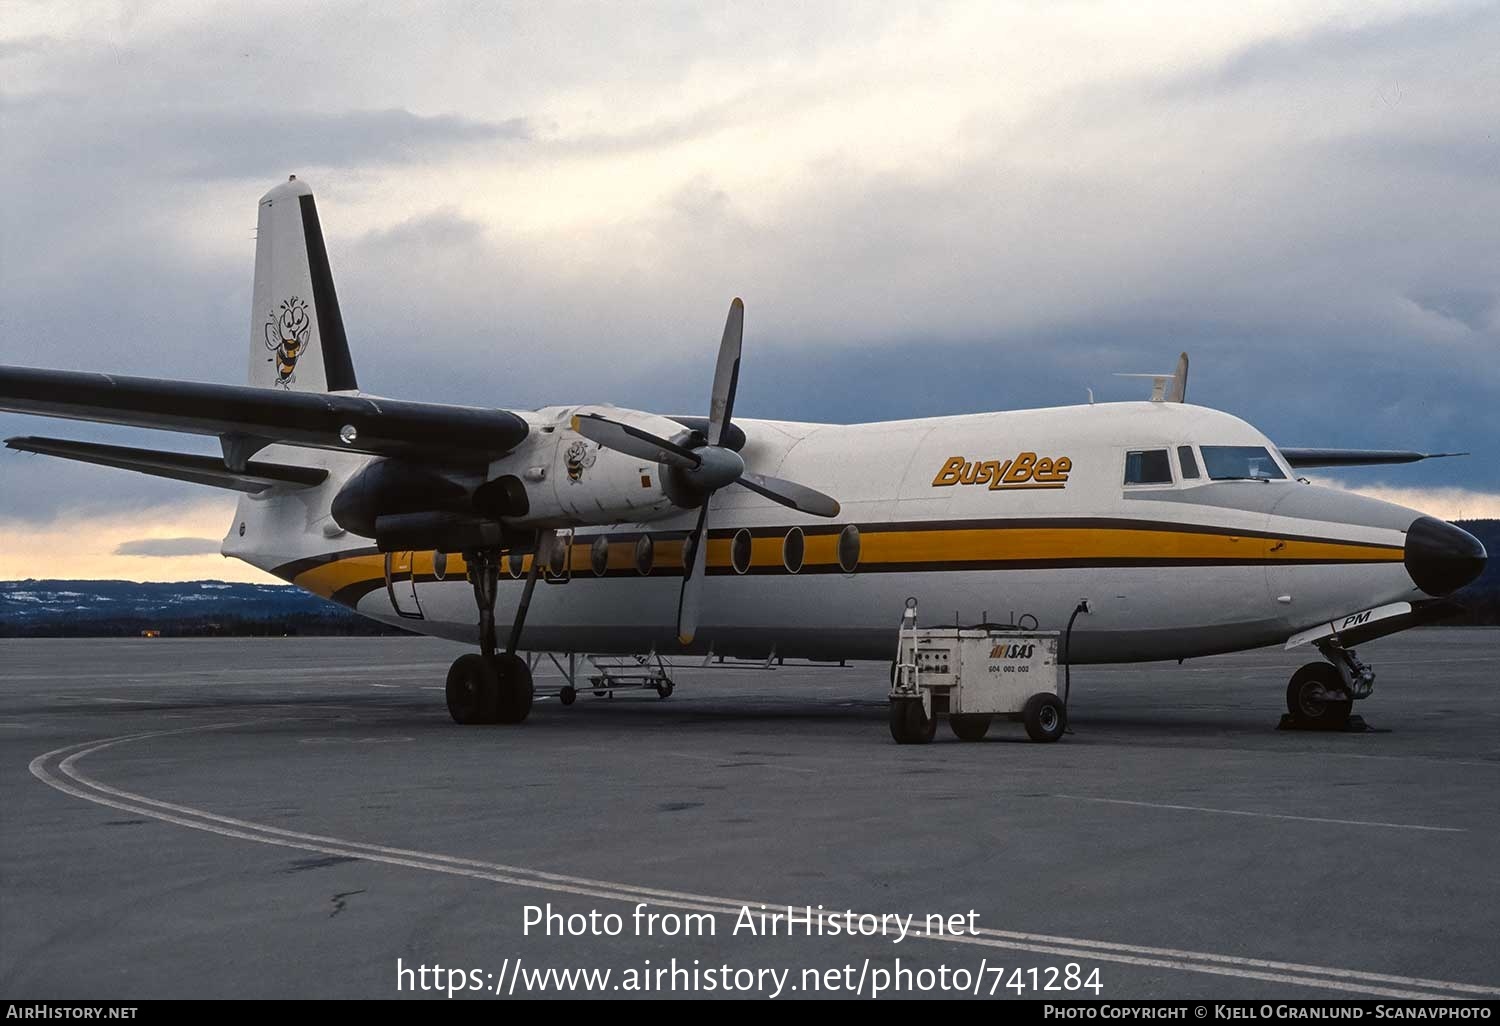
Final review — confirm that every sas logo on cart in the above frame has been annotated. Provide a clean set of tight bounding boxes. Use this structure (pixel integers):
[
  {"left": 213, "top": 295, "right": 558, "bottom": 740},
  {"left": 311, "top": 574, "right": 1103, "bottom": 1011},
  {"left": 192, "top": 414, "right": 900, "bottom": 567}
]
[
  {"left": 932, "top": 453, "right": 1072, "bottom": 490},
  {"left": 991, "top": 642, "right": 1037, "bottom": 660}
]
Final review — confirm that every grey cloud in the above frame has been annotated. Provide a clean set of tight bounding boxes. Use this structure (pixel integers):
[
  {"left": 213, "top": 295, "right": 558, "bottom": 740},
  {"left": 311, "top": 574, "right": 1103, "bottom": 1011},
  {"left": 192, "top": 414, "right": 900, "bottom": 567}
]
[
  {"left": 1325, "top": 130, "right": 1500, "bottom": 182},
  {"left": 0, "top": 426, "right": 229, "bottom": 524},
  {"left": 4, "top": 98, "right": 528, "bottom": 181},
  {"left": 2, "top": 3, "right": 1498, "bottom": 531},
  {"left": 1406, "top": 291, "right": 1498, "bottom": 333},
  {"left": 357, "top": 209, "right": 488, "bottom": 250},
  {"left": 1155, "top": 4, "right": 1500, "bottom": 98},
  {"left": 114, "top": 537, "right": 223, "bottom": 557},
  {"left": 0, "top": 35, "right": 56, "bottom": 60}
]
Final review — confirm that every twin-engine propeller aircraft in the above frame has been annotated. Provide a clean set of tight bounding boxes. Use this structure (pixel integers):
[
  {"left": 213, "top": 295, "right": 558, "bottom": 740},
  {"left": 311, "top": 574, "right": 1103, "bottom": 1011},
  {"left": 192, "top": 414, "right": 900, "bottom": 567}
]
[{"left": 1, "top": 177, "right": 1486, "bottom": 737}]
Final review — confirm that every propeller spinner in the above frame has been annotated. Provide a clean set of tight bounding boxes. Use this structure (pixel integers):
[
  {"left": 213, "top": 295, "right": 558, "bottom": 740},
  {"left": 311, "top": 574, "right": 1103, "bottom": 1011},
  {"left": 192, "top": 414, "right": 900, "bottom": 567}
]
[{"left": 570, "top": 298, "right": 840, "bottom": 644}]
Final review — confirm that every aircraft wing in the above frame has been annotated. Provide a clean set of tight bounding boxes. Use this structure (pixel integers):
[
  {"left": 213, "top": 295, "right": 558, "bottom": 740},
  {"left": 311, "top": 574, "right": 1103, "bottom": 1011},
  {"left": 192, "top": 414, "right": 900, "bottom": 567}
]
[
  {"left": 0, "top": 366, "right": 529, "bottom": 466},
  {"left": 1278, "top": 447, "right": 1468, "bottom": 469},
  {"left": 5, "top": 436, "right": 328, "bottom": 493}
]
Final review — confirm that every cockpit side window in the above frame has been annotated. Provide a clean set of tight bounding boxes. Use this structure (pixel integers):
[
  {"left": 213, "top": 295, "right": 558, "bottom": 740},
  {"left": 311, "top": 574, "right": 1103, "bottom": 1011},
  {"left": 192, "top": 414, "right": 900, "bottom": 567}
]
[
  {"left": 1177, "top": 445, "right": 1200, "bottom": 479},
  {"left": 1200, "top": 445, "right": 1287, "bottom": 481},
  {"left": 1124, "top": 449, "right": 1173, "bottom": 485}
]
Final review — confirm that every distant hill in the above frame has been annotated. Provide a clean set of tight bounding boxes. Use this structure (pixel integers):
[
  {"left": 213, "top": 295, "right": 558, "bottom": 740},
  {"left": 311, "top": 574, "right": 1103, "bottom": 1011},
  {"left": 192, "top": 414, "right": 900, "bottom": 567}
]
[
  {"left": 2, "top": 519, "right": 1495, "bottom": 636},
  {"left": 1450, "top": 519, "right": 1500, "bottom": 625},
  {"left": 0, "top": 579, "right": 409, "bottom": 638}
]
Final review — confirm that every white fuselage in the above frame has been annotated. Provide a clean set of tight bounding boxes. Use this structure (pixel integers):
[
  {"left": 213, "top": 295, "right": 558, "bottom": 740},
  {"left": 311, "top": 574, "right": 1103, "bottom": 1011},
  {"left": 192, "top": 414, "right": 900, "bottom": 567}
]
[{"left": 222, "top": 401, "right": 1429, "bottom": 664}]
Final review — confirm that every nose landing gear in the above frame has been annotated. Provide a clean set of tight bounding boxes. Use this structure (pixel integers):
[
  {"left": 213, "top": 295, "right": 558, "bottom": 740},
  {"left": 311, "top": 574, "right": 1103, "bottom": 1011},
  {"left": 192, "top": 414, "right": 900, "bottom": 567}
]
[
  {"left": 445, "top": 546, "right": 538, "bottom": 725},
  {"left": 1282, "top": 639, "right": 1375, "bottom": 731},
  {"left": 1285, "top": 662, "right": 1353, "bottom": 729}
]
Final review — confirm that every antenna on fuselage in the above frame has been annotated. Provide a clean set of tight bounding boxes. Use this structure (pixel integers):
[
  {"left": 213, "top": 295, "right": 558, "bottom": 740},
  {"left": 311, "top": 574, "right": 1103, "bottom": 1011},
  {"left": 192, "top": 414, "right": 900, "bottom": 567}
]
[{"left": 1115, "top": 352, "right": 1189, "bottom": 403}]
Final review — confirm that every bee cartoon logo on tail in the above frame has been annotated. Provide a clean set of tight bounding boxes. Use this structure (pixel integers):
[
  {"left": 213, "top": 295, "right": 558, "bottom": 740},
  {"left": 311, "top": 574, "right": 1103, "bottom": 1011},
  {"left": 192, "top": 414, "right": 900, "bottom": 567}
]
[{"left": 264, "top": 297, "right": 311, "bottom": 388}]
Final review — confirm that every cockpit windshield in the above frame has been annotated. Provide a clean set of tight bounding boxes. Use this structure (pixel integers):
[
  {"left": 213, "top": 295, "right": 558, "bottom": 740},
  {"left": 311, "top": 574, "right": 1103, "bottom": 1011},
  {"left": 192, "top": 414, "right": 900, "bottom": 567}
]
[{"left": 1200, "top": 445, "right": 1286, "bottom": 481}]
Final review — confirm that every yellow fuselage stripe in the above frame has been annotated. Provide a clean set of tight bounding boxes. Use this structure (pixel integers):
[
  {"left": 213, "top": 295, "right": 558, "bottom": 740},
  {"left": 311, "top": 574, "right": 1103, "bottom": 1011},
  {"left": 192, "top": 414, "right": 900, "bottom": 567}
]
[{"left": 286, "top": 524, "right": 1402, "bottom": 601}]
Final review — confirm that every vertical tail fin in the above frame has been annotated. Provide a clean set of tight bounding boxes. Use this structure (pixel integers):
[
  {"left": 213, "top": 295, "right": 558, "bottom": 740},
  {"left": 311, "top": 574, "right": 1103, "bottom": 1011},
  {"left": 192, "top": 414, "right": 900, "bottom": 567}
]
[{"left": 249, "top": 175, "right": 357, "bottom": 393}]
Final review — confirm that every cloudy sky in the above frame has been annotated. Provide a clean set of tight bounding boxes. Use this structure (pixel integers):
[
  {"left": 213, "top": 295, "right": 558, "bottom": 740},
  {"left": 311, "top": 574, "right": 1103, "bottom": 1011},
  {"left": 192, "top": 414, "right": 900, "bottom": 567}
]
[{"left": 2, "top": 0, "right": 1497, "bottom": 583}]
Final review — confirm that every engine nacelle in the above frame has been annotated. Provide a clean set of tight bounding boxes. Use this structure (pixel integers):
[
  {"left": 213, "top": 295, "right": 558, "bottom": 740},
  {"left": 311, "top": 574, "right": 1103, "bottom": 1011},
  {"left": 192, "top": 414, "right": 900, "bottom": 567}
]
[
  {"left": 332, "top": 408, "right": 703, "bottom": 548},
  {"left": 492, "top": 405, "right": 685, "bottom": 528},
  {"left": 330, "top": 459, "right": 477, "bottom": 539}
]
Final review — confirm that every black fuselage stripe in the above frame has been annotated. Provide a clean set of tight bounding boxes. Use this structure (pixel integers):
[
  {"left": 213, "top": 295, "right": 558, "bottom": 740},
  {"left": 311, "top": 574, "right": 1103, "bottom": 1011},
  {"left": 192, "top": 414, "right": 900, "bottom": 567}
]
[
  {"left": 273, "top": 545, "right": 381, "bottom": 582},
  {"left": 335, "top": 556, "right": 1399, "bottom": 609}
]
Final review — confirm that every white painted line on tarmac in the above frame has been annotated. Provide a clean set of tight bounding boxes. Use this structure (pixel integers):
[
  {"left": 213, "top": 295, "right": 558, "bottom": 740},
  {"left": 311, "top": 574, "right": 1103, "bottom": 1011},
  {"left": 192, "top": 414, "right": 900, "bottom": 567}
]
[
  {"left": 27, "top": 724, "right": 1500, "bottom": 999},
  {"left": 1054, "top": 794, "right": 1466, "bottom": 833},
  {"left": 662, "top": 750, "right": 819, "bottom": 774},
  {"left": 55, "top": 695, "right": 165, "bottom": 705}
]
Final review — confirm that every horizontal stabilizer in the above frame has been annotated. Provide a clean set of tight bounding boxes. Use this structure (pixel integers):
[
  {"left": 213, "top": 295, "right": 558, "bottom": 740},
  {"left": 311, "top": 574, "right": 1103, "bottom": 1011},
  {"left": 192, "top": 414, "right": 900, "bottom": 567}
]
[
  {"left": 1279, "top": 448, "right": 1468, "bottom": 469},
  {"left": 5, "top": 436, "right": 328, "bottom": 493},
  {"left": 0, "top": 366, "right": 528, "bottom": 465}
]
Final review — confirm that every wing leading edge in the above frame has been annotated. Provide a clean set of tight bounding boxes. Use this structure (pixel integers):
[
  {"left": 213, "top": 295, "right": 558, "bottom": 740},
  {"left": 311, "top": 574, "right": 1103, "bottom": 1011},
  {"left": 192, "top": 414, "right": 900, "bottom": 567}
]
[{"left": 0, "top": 366, "right": 529, "bottom": 467}]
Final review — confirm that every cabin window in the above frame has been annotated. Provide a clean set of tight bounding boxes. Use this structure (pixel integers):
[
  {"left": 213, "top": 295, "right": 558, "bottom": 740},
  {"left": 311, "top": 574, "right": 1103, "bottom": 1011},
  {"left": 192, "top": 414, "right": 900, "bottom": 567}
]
[
  {"left": 1124, "top": 449, "right": 1173, "bottom": 485},
  {"left": 590, "top": 536, "right": 609, "bottom": 576},
  {"left": 731, "top": 528, "right": 753, "bottom": 574},
  {"left": 547, "top": 535, "right": 571, "bottom": 577},
  {"left": 634, "top": 535, "right": 654, "bottom": 575},
  {"left": 432, "top": 550, "right": 447, "bottom": 580},
  {"left": 838, "top": 524, "right": 861, "bottom": 573},
  {"left": 783, "top": 527, "right": 805, "bottom": 574},
  {"left": 1177, "top": 446, "right": 1200, "bottom": 480},
  {"left": 1201, "top": 445, "right": 1286, "bottom": 481},
  {"left": 506, "top": 552, "right": 526, "bottom": 579}
]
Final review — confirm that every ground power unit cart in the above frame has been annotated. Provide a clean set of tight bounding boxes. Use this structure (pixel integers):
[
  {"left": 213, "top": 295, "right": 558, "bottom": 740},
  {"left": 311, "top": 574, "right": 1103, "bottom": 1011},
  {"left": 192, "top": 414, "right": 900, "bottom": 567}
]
[{"left": 889, "top": 606, "right": 1067, "bottom": 744}]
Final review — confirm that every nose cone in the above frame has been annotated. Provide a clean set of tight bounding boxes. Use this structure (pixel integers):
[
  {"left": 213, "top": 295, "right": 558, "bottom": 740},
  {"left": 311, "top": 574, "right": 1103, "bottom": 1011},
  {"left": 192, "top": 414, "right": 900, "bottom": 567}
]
[{"left": 1404, "top": 516, "right": 1487, "bottom": 595}]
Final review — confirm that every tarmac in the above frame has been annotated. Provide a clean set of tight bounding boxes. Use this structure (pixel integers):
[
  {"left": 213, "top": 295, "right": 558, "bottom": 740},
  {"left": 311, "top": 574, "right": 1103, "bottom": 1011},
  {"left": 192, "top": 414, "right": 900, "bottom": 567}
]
[{"left": 1, "top": 629, "right": 1497, "bottom": 1000}]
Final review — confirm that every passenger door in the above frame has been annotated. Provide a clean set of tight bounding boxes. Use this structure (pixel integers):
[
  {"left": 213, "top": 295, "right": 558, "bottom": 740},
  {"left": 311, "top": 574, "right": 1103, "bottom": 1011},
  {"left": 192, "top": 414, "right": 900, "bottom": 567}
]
[{"left": 384, "top": 550, "right": 424, "bottom": 619}]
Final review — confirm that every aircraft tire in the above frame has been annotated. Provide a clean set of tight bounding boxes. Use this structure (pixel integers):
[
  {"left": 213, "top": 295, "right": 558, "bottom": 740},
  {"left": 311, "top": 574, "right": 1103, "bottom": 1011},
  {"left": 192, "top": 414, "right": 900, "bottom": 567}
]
[
  {"left": 1286, "top": 663, "right": 1352, "bottom": 729},
  {"left": 949, "top": 714, "right": 992, "bottom": 741},
  {"left": 559, "top": 685, "right": 577, "bottom": 706},
  {"left": 446, "top": 654, "right": 500, "bottom": 725},
  {"left": 492, "top": 653, "right": 534, "bottom": 724},
  {"left": 889, "top": 698, "right": 935, "bottom": 744},
  {"left": 1022, "top": 693, "right": 1066, "bottom": 742}
]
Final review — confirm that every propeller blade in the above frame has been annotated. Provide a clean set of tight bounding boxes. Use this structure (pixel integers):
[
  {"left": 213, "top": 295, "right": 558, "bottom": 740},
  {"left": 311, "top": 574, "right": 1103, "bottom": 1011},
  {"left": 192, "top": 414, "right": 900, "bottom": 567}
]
[
  {"left": 708, "top": 298, "right": 743, "bottom": 447},
  {"left": 735, "top": 472, "right": 841, "bottom": 518},
  {"left": 571, "top": 413, "right": 701, "bottom": 470},
  {"left": 677, "top": 504, "right": 711, "bottom": 645}
]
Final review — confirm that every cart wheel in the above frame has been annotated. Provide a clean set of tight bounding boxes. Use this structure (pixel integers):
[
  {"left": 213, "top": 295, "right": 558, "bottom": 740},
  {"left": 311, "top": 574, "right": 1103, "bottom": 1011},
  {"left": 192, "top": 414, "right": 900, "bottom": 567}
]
[
  {"left": 559, "top": 685, "right": 576, "bottom": 706},
  {"left": 656, "top": 681, "right": 674, "bottom": 699},
  {"left": 1022, "top": 693, "right": 1066, "bottom": 742},
  {"left": 949, "top": 714, "right": 992, "bottom": 742},
  {"left": 889, "top": 698, "right": 936, "bottom": 744}
]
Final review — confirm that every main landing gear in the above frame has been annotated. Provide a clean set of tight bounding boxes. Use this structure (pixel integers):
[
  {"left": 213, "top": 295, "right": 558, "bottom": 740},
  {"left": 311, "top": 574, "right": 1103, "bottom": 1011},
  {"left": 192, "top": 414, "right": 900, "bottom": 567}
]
[
  {"left": 446, "top": 547, "right": 538, "bottom": 725},
  {"left": 1283, "top": 639, "right": 1375, "bottom": 731}
]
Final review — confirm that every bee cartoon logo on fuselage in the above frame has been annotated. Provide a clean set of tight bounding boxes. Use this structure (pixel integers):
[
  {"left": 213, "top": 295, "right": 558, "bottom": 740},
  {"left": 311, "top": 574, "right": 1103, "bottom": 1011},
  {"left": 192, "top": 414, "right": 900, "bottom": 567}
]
[
  {"left": 564, "top": 440, "right": 597, "bottom": 483},
  {"left": 932, "top": 452, "right": 1072, "bottom": 490},
  {"left": 264, "top": 297, "right": 312, "bottom": 388}
]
